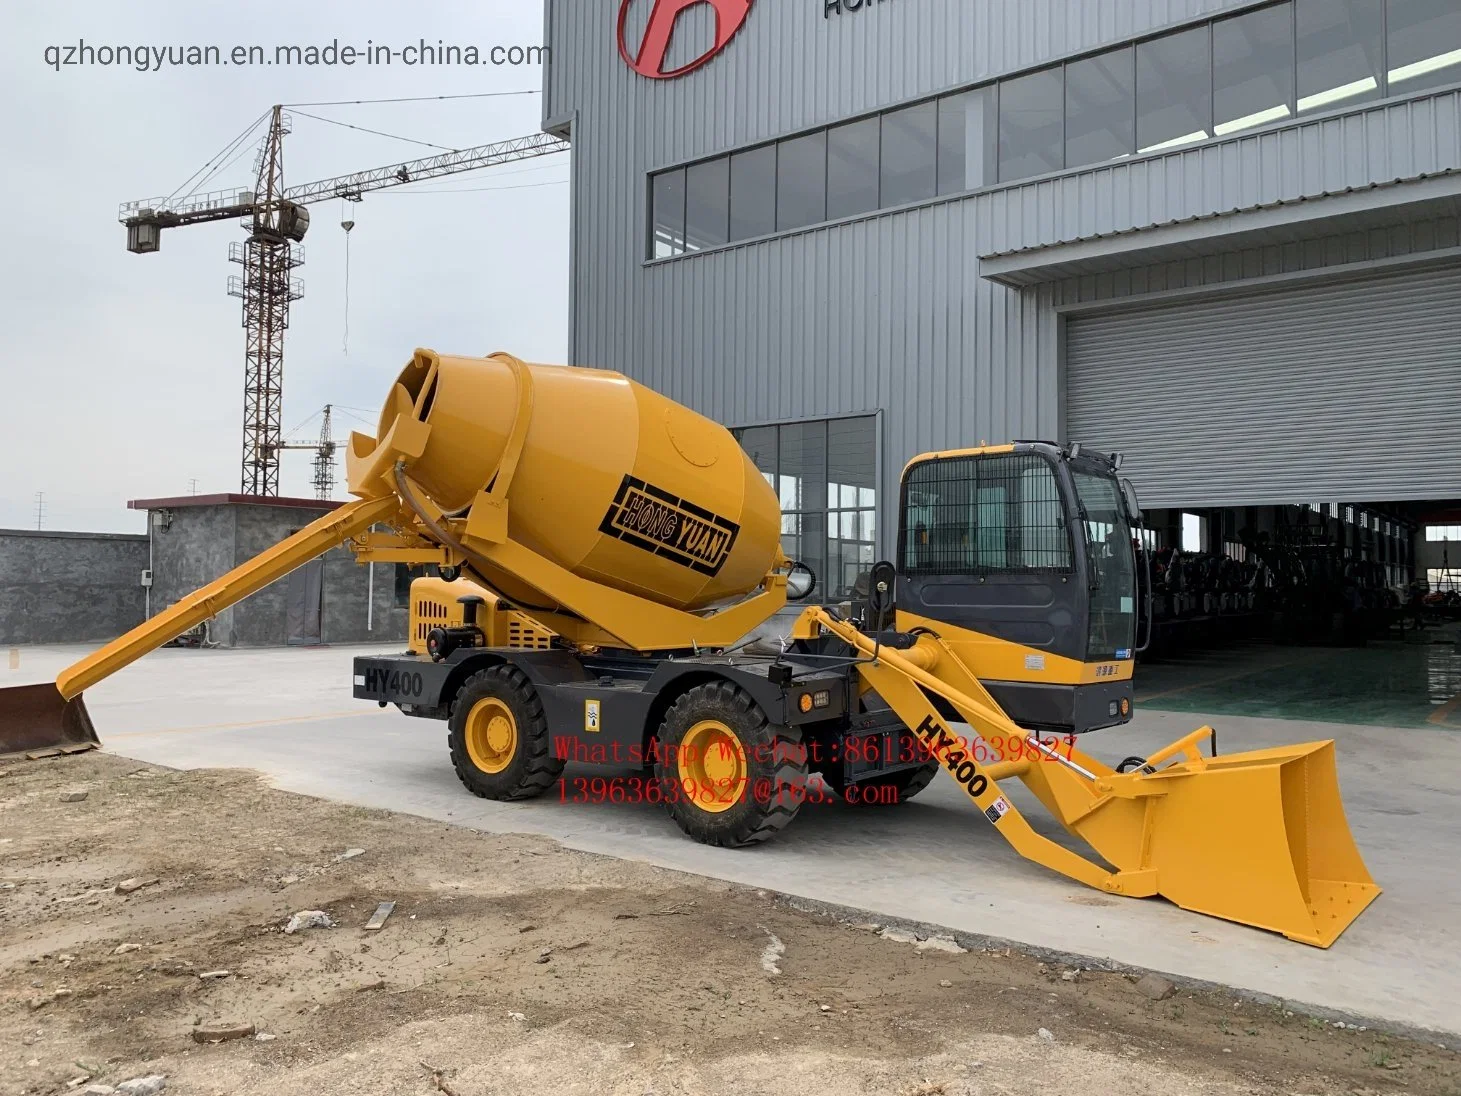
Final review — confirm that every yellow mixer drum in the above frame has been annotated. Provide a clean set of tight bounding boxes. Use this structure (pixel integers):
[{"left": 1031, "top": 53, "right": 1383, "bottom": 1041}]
[{"left": 348, "top": 350, "right": 784, "bottom": 612}]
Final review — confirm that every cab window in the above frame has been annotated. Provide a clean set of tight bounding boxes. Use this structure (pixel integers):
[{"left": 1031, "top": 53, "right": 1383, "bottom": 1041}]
[{"left": 900, "top": 454, "right": 1073, "bottom": 575}]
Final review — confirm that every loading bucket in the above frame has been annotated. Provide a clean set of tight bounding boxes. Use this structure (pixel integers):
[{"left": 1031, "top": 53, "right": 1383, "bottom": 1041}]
[
  {"left": 1139, "top": 741, "right": 1379, "bottom": 947},
  {"left": 0, "top": 684, "right": 99, "bottom": 760}
]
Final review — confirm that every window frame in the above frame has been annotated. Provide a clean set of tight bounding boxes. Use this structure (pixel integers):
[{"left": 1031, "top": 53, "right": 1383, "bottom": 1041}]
[
  {"left": 879, "top": 99, "right": 941, "bottom": 207},
  {"left": 728, "top": 143, "right": 779, "bottom": 241},
  {"left": 730, "top": 412, "right": 882, "bottom": 603},
  {"left": 1064, "top": 44, "right": 1138, "bottom": 170},
  {"left": 684, "top": 156, "right": 731, "bottom": 251},
  {"left": 1211, "top": 1, "right": 1297, "bottom": 139},
  {"left": 648, "top": 167, "right": 687, "bottom": 259},
  {"left": 896, "top": 452, "right": 1078, "bottom": 577},
  {"left": 826, "top": 115, "right": 883, "bottom": 221},
  {"left": 1296, "top": 0, "right": 1386, "bottom": 116},
  {"left": 997, "top": 64, "right": 1068, "bottom": 182}
]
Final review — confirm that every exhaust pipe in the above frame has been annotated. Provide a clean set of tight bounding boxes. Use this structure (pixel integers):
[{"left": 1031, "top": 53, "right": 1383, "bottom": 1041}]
[{"left": 0, "top": 684, "right": 98, "bottom": 760}]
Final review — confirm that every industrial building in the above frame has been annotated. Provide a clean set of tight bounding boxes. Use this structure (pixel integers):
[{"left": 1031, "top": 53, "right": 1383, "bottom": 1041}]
[{"left": 540, "top": 0, "right": 1461, "bottom": 680}]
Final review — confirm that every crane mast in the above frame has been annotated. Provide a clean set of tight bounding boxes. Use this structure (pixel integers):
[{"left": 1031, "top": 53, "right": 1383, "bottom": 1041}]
[
  {"left": 120, "top": 111, "right": 568, "bottom": 496},
  {"left": 312, "top": 404, "right": 337, "bottom": 501},
  {"left": 231, "top": 106, "right": 306, "bottom": 495}
]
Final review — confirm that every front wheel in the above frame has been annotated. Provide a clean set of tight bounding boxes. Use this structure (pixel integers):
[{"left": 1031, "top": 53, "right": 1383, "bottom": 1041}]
[
  {"left": 654, "top": 681, "right": 807, "bottom": 848},
  {"left": 448, "top": 665, "right": 564, "bottom": 800}
]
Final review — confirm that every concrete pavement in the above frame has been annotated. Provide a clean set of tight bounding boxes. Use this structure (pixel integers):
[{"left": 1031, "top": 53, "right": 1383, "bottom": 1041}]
[{"left": 6, "top": 642, "right": 1457, "bottom": 1039}]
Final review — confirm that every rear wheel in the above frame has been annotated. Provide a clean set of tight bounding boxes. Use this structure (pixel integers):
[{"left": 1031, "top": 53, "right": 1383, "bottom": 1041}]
[
  {"left": 655, "top": 681, "right": 807, "bottom": 847},
  {"left": 448, "top": 665, "right": 564, "bottom": 800}
]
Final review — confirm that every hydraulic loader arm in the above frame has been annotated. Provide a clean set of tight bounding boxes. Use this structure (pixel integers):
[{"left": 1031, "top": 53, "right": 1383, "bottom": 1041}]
[
  {"left": 0, "top": 495, "right": 398, "bottom": 759},
  {"left": 56, "top": 495, "right": 399, "bottom": 698},
  {"left": 803, "top": 607, "right": 1380, "bottom": 947}
]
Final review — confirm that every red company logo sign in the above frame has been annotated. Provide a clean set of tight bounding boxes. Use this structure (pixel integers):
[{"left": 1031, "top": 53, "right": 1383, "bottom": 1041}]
[{"left": 617, "top": 0, "right": 754, "bottom": 80}]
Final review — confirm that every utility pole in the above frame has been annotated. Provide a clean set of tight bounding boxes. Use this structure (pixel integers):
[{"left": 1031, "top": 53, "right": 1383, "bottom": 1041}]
[{"left": 33, "top": 492, "right": 45, "bottom": 531}]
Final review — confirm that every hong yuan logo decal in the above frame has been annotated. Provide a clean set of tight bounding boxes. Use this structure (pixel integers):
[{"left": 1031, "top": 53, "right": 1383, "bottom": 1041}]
[{"left": 617, "top": 0, "right": 754, "bottom": 79}]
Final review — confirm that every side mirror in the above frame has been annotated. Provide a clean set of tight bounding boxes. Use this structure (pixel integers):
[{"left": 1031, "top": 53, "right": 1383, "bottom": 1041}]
[
  {"left": 785, "top": 561, "right": 817, "bottom": 602},
  {"left": 868, "top": 560, "right": 898, "bottom": 625},
  {"left": 1120, "top": 478, "right": 1143, "bottom": 525}
]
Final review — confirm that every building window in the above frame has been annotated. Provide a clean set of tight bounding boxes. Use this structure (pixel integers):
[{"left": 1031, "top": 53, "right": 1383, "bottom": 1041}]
[
  {"left": 880, "top": 101, "right": 939, "bottom": 206},
  {"left": 827, "top": 117, "right": 881, "bottom": 220},
  {"left": 732, "top": 415, "right": 878, "bottom": 602},
  {"left": 1181, "top": 513, "right": 1205, "bottom": 553},
  {"left": 776, "top": 131, "right": 827, "bottom": 231},
  {"left": 1428, "top": 568, "right": 1461, "bottom": 592},
  {"left": 1138, "top": 26, "right": 1213, "bottom": 153},
  {"left": 650, "top": 169, "right": 686, "bottom": 258},
  {"left": 1297, "top": 0, "right": 1384, "bottom": 114},
  {"left": 728, "top": 145, "right": 777, "bottom": 240},
  {"left": 1388, "top": 0, "right": 1461, "bottom": 94},
  {"left": 937, "top": 89, "right": 994, "bottom": 194},
  {"left": 1214, "top": 3, "right": 1295, "bottom": 136},
  {"left": 998, "top": 66, "right": 1065, "bottom": 181},
  {"left": 1065, "top": 46, "right": 1136, "bottom": 169},
  {"left": 685, "top": 158, "right": 729, "bottom": 251},
  {"left": 647, "top": 0, "right": 1461, "bottom": 259},
  {"left": 1426, "top": 525, "right": 1461, "bottom": 540}
]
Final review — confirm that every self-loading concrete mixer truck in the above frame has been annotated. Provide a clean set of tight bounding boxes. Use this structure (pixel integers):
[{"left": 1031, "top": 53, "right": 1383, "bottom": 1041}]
[{"left": 1, "top": 349, "right": 1380, "bottom": 947}]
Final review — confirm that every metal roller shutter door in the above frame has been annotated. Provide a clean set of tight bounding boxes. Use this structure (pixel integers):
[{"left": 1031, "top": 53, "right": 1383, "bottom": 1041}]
[{"left": 1064, "top": 265, "right": 1461, "bottom": 509}]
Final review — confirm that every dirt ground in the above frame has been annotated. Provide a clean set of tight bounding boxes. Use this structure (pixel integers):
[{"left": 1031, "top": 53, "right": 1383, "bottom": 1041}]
[{"left": 2, "top": 752, "right": 1456, "bottom": 1096}]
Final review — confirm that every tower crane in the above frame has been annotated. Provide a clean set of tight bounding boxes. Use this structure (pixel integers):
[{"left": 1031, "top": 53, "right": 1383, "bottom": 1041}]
[
  {"left": 274, "top": 404, "right": 340, "bottom": 501},
  {"left": 120, "top": 105, "right": 568, "bottom": 497}
]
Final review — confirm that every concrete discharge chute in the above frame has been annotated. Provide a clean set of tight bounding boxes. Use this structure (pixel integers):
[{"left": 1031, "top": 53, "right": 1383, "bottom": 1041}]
[{"left": 0, "top": 349, "right": 1380, "bottom": 947}]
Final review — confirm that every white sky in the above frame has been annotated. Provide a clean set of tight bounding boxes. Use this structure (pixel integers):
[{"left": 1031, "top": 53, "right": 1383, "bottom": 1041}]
[{"left": 1, "top": 1, "right": 568, "bottom": 532}]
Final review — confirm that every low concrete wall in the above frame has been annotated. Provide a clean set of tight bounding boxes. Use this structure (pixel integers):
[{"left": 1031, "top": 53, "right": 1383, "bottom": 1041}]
[
  {"left": 145, "top": 501, "right": 407, "bottom": 648},
  {"left": 0, "top": 529, "right": 148, "bottom": 644}
]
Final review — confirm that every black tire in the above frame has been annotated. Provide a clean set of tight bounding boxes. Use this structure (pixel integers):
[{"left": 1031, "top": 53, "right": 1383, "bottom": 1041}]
[
  {"left": 654, "top": 681, "right": 807, "bottom": 848},
  {"left": 448, "top": 665, "right": 564, "bottom": 800},
  {"left": 825, "top": 759, "right": 941, "bottom": 806}
]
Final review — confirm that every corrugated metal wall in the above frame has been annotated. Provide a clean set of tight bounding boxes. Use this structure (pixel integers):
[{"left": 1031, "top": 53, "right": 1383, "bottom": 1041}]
[
  {"left": 543, "top": 0, "right": 1461, "bottom": 548},
  {"left": 1065, "top": 263, "right": 1461, "bottom": 506}
]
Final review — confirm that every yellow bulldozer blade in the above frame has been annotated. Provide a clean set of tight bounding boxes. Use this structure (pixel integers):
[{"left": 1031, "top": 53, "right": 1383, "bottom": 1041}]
[
  {"left": 805, "top": 607, "right": 1380, "bottom": 947},
  {"left": 0, "top": 684, "right": 99, "bottom": 760},
  {"left": 1130, "top": 739, "right": 1379, "bottom": 947},
  {"left": 1116, "top": 742, "right": 1379, "bottom": 946}
]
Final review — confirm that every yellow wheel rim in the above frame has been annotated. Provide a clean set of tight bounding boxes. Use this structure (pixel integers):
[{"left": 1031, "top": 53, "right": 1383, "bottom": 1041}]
[
  {"left": 677, "top": 719, "right": 747, "bottom": 815},
  {"left": 465, "top": 697, "right": 518, "bottom": 774}
]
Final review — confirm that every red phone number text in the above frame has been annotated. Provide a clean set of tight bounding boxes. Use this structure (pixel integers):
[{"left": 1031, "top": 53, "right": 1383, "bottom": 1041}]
[{"left": 558, "top": 775, "right": 902, "bottom": 807}]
